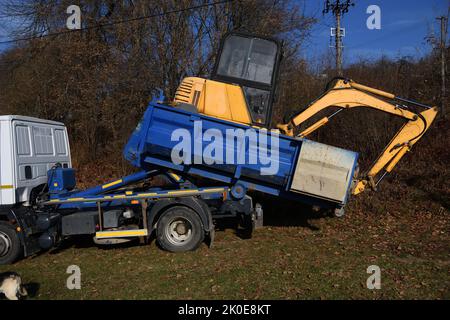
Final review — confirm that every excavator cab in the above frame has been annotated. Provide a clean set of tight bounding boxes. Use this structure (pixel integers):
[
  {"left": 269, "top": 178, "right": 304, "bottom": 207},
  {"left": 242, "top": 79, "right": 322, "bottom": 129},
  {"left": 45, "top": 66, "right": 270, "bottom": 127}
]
[
  {"left": 211, "top": 33, "right": 282, "bottom": 126},
  {"left": 173, "top": 33, "right": 282, "bottom": 127}
]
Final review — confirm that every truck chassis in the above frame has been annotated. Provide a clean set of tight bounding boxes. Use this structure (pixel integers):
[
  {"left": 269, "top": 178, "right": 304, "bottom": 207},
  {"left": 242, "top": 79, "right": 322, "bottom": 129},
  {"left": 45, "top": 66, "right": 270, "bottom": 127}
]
[{"left": 0, "top": 169, "right": 257, "bottom": 264}]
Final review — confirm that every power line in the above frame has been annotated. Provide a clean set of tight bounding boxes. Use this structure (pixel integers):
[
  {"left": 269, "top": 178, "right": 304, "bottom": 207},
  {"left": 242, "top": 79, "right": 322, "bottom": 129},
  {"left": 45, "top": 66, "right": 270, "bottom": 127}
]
[
  {"left": 0, "top": 0, "right": 235, "bottom": 45},
  {"left": 322, "top": 0, "right": 354, "bottom": 76}
]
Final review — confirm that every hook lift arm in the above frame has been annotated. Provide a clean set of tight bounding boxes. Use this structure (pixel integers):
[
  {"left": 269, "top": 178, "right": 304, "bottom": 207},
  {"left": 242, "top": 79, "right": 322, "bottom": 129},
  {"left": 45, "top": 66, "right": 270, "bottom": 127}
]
[{"left": 277, "top": 77, "right": 438, "bottom": 195}]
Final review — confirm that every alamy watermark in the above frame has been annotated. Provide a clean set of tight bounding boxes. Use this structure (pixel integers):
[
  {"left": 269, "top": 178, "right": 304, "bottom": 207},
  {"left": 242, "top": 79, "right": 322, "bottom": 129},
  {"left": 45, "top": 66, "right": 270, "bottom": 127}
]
[
  {"left": 366, "top": 5, "right": 381, "bottom": 30},
  {"left": 366, "top": 265, "right": 381, "bottom": 290},
  {"left": 66, "top": 265, "right": 81, "bottom": 290},
  {"left": 170, "top": 120, "right": 280, "bottom": 175},
  {"left": 66, "top": 5, "right": 81, "bottom": 30}
]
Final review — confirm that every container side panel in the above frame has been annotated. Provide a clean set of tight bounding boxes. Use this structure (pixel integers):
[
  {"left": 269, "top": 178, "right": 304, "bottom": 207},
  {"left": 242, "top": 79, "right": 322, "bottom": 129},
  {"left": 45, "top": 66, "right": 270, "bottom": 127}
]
[{"left": 290, "top": 140, "right": 358, "bottom": 203}]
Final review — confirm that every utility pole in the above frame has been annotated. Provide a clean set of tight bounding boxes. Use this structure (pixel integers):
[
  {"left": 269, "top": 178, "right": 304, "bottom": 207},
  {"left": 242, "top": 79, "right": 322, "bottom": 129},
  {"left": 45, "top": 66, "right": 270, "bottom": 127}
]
[
  {"left": 323, "top": 0, "right": 354, "bottom": 76},
  {"left": 437, "top": 16, "right": 448, "bottom": 118},
  {"left": 336, "top": 10, "right": 342, "bottom": 75}
]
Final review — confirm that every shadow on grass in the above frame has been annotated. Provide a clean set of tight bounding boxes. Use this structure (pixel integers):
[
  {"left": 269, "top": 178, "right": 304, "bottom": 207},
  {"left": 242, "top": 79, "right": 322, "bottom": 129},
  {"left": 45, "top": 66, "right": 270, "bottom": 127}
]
[
  {"left": 251, "top": 192, "right": 329, "bottom": 230},
  {"left": 23, "top": 282, "right": 40, "bottom": 298},
  {"left": 27, "top": 235, "right": 144, "bottom": 259},
  {"left": 404, "top": 174, "right": 450, "bottom": 211},
  {"left": 31, "top": 193, "right": 330, "bottom": 257},
  {"left": 214, "top": 192, "right": 329, "bottom": 240}
]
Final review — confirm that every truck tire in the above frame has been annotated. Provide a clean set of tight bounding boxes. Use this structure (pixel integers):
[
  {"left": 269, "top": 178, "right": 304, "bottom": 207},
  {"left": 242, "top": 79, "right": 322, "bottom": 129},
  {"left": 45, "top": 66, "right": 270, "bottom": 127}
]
[
  {"left": 0, "top": 223, "right": 22, "bottom": 265},
  {"left": 156, "top": 206, "right": 204, "bottom": 252}
]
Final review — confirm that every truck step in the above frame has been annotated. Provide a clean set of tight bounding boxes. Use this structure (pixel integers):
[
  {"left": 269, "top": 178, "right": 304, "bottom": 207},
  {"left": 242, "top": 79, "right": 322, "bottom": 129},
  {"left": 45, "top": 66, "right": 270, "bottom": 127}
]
[{"left": 95, "top": 228, "right": 148, "bottom": 239}]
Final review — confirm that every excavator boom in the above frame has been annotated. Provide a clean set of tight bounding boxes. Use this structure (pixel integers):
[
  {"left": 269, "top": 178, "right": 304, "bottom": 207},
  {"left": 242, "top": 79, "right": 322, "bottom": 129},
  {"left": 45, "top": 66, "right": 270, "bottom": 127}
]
[{"left": 277, "top": 78, "right": 438, "bottom": 195}]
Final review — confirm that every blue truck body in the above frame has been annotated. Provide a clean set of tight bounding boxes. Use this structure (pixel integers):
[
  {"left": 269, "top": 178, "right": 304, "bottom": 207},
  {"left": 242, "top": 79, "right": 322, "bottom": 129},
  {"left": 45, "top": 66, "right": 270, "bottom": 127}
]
[
  {"left": 47, "top": 94, "right": 358, "bottom": 212},
  {"left": 122, "top": 95, "right": 359, "bottom": 207}
]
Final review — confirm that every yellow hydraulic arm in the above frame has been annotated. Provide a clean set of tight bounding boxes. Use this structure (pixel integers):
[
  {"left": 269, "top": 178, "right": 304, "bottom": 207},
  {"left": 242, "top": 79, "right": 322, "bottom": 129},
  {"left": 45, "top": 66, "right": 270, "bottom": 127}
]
[{"left": 277, "top": 78, "right": 438, "bottom": 195}]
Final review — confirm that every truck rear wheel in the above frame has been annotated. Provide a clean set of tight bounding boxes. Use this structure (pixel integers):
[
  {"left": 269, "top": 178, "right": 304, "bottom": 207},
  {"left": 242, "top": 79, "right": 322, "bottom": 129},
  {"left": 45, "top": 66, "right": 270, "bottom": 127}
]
[
  {"left": 0, "top": 223, "right": 22, "bottom": 265},
  {"left": 156, "top": 206, "right": 204, "bottom": 252}
]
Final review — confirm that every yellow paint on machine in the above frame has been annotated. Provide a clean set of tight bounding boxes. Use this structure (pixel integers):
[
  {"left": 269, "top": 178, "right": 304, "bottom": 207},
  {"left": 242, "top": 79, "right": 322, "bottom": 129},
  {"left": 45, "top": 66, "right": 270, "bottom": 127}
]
[
  {"left": 45, "top": 188, "right": 228, "bottom": 204},
  {"left": 96, "top": 229, "right": 148, "bottom": 239},
  {"left": 203, "top": 188, "right": 228, "bottom": 193},
  {"left": 102, "top": 179, "right": 123, "bottom": 189},
  {"left": 138, "top": 192, "right": 158, "bottom": 197},
  {"left": 168, "top": 172, "right": 182, "bottom": 182},
  {"left": 49, "top": 197, "right": 85, "bottom": 203},
  {"left": 0, "top": 185, "right": 13, "bottom": 189},
  {"left": 167, "top": 188, "right": 226, "bottom": 195},
  {"left": 174, "top": 77, "right": 251, "bottom": 125},
  {"left": 167, "top": 189, "right": 200, "bottom": 195},
  {"left": 67, "top": 197, "right": 85, "bottom": 202}
]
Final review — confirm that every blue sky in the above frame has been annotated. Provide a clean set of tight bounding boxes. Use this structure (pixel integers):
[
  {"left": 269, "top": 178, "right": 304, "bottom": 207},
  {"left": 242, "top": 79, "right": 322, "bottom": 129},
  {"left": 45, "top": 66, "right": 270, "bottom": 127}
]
[
  {"left": 0, "top": 0, "right": 448, "bottom": 65},
  {"left": 303, "top": 0, "right": 449, "bottom": 65}
]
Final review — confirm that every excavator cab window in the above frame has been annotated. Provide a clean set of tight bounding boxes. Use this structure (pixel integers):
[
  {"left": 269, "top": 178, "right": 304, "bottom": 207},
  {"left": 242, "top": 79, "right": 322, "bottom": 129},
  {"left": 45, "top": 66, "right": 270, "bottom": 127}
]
[{"left": 212, "top": 33, "right": 282, "bottom": 127}]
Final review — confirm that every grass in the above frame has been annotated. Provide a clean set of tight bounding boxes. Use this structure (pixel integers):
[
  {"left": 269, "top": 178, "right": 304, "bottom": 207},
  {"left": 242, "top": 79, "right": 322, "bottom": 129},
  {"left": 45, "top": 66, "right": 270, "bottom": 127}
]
[{"left": 1, "top": 195, "right": 448, "bottom": 300}]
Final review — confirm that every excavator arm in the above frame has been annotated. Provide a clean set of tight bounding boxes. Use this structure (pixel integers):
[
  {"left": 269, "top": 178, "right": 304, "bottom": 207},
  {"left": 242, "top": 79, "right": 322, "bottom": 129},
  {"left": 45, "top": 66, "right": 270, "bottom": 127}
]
[{"left": 277, "top": 78, "right": 438, "bottom": 195}]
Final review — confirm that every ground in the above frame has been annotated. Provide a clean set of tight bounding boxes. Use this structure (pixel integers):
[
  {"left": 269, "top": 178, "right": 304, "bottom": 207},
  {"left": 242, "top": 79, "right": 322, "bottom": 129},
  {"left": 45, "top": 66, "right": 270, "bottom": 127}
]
[
  {"left": 0, "top": 124, "right": 448, "bottom": 300},
  {"left": 0, "top": 192, "right": 448, "bottom": 300}
]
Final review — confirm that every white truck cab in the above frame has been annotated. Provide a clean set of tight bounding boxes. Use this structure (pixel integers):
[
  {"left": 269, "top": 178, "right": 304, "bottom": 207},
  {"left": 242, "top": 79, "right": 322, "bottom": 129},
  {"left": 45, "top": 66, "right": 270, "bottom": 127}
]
[{"left": 0, "top": 115, "right": 71, "bottom": 206}]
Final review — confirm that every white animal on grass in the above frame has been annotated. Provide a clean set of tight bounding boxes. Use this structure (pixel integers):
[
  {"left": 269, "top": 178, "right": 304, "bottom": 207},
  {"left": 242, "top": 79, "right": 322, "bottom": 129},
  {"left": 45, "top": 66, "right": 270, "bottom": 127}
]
[{"left": 0, "top": 272, "right": 28, "bottom": 300}]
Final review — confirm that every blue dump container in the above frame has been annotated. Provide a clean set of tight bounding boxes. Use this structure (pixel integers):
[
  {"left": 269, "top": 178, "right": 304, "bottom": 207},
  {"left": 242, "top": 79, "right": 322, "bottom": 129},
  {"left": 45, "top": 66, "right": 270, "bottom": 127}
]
[{"left": 124, "top": 97, "right": 359, "bottom": 207}]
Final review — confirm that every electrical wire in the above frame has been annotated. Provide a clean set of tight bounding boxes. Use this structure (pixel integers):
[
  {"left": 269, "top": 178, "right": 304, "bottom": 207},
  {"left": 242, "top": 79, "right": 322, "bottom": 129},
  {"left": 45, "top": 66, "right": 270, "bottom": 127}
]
[{"left": 0, "top": 0, "right": 235, "bottom": 45}]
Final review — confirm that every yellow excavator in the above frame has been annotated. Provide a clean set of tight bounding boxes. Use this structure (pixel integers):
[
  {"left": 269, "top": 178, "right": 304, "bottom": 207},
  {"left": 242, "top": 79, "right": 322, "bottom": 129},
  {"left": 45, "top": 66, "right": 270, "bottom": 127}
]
[{"left": 171, "top": 32, "right": 437, "bottom": 195}]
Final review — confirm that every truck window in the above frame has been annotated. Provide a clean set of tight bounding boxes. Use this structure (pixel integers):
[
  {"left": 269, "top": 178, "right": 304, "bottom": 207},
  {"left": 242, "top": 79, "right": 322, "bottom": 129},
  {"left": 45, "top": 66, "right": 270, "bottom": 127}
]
[
  {"left": 216, "top": 36, "right": 277, "bottom": 85},
  {"left": 212, "top": 33, "right": 281, "bottom": 127},
  {"left": 242, "top": 87, "right": 271, "bottom": 124},
  {"left": 33, "top": 126, "right": 54, "bottom": 155},
  {"left": 15, "top": 125, "right": 31, "bottom": 156},
  {"left": 54, "top": 129, "right": 67, "bottom": 155}
]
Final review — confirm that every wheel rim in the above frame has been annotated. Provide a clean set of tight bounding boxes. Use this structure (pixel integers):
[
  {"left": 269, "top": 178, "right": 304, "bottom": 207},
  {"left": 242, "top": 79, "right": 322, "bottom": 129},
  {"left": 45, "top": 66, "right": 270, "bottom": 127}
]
[
  {"left": 0, "top": 231, "right": 12, "bottom": 257},
  {"left": 165, "top": 217, "right": 193, "bottom": 246}
]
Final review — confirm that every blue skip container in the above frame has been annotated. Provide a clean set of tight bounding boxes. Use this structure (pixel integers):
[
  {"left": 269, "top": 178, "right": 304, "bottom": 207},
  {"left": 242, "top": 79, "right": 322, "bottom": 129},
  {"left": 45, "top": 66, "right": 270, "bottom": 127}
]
[{"left": 124, "top": 95, "right": 358, "bottom": 207}]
